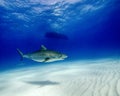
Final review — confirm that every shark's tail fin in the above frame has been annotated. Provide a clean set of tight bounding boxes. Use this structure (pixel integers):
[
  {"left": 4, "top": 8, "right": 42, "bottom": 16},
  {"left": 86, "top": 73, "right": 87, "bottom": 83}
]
[{"left": 17, "top": 49, "right": 24, "bottom": 61}]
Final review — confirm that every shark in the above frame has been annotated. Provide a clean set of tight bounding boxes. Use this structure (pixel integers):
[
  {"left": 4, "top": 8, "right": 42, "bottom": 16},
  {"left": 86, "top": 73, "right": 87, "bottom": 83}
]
[{"left": 17, "top": 45, "right": 67, "bottom": 62}]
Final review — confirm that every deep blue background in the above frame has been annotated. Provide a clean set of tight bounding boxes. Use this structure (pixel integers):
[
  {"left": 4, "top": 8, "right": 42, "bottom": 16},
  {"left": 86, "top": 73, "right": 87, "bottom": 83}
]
[{"left": 0, "top": 0, "right": 120, "bottom": 71}]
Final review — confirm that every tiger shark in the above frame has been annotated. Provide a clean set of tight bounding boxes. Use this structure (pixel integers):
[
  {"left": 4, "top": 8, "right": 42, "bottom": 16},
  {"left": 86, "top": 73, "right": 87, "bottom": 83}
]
[{"left": 17, "top": 45, "right": 67, "bottom": 62}]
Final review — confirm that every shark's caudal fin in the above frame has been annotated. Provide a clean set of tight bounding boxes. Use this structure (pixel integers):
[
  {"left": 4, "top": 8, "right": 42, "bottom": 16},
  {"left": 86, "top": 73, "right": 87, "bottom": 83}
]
[
  {"left": 17, "top": 49, "right": 24, "bottom": 61},
  {"left": 41, "top": 45, "right": 47, "bottom": 50}
]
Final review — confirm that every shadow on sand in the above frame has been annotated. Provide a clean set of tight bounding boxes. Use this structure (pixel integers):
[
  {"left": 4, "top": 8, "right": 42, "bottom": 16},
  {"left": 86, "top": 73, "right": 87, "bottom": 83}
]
[{"left": 25, "top": 80, "right": 60, "bottom": 87}]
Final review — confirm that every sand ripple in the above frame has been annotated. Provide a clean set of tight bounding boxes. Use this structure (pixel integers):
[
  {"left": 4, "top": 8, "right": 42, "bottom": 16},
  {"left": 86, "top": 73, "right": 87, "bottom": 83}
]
[{"left": 0, "top": 58, "right": 120, "bottom": 96}]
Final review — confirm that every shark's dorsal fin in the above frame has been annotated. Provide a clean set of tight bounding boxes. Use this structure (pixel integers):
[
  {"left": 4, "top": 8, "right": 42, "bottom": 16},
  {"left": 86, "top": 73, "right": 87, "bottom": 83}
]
[{"left": 41, "top": 45, "right": 47, "bottom": 50}]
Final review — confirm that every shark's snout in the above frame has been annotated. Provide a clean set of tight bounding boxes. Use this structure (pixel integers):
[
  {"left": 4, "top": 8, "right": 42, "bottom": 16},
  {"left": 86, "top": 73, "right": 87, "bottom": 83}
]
[{"left": 62, "top": 54, "right": 68, "bottom": 59}]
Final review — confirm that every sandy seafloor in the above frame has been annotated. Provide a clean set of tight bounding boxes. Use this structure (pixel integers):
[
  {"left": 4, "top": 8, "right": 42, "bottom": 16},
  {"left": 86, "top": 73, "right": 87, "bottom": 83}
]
[{"left": 0, "top": 58, "right": 120, "bottom": 96}]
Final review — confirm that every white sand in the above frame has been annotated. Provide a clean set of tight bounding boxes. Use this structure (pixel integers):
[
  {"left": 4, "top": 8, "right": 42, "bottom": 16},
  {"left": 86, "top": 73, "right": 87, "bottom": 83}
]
[{"left": 0, "top": 58, "right": 120, "bottom": 96}]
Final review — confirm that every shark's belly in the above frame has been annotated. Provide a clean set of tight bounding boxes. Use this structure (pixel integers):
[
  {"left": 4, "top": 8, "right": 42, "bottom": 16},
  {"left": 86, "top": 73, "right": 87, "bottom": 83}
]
[
  {"left": 33, "top": 59, "right": 62, "bottom": 62},
  {"left": 32, "top": 59, "right": 44, "bottom": 62},
  {"left": 29, "top": 54, "right": 45, "bottom": 62}
]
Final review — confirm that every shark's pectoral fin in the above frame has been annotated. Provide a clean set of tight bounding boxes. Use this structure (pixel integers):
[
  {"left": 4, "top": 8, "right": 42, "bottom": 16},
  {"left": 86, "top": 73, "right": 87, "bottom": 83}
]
[{"left": 43, "top": 57, "right": 50, "bottom": 62}]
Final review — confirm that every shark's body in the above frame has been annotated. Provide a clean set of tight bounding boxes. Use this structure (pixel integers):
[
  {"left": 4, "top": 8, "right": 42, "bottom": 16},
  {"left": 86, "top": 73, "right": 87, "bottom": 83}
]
[{"left": 17, "top": 45, "right": 67, "bottom": 62}]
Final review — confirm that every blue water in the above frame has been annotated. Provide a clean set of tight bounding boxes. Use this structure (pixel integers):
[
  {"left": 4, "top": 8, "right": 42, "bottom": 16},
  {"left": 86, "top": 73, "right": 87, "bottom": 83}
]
[{"left": 0, "top": 0, "right": 120, "bottom": 71}]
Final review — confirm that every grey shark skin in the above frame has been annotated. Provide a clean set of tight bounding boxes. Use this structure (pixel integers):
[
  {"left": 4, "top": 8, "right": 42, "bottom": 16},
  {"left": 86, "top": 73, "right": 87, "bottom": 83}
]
[{"left": 17, "top": 45, "right": 67, "bottom": 62}]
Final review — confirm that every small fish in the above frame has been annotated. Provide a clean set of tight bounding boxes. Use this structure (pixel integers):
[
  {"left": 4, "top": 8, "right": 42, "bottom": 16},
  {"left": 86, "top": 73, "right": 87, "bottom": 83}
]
[{"left": 17, "top": 45, "right": 67, "bottom": 62}]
